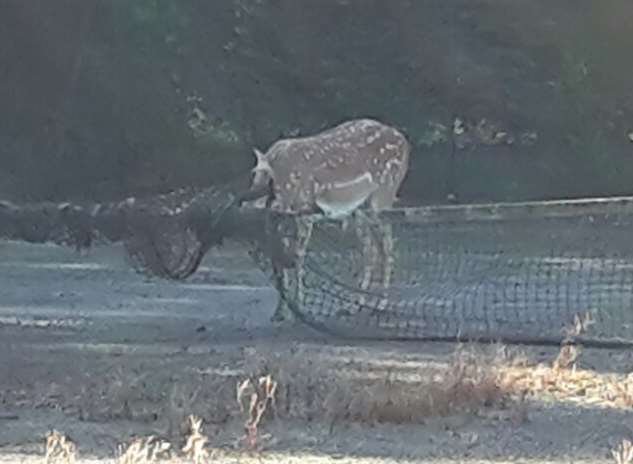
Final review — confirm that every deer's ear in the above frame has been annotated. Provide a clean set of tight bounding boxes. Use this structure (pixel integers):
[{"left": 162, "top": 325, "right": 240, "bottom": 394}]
[{"left": 253, "top": 148, "right": 265, "bottom": 163}]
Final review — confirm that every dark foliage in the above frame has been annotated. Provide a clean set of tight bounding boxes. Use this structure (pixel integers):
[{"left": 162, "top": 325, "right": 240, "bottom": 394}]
[{"left": 1, "top": 1, "right": 633, "bottom": 204}]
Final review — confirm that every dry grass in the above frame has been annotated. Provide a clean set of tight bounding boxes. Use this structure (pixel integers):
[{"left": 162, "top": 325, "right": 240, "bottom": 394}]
[
  {"left": 319, "top": 345, "right": 511, "bottom": 427},
  {"left": 498, "top": 362, "right": 633, "bottom": 408},
  {"left": 115, "top": 435, "right": 171, "bottom": 464},
  {"left": 39, "top": 345, "right": 523, "bottom": 461},
  {"left": 497, "top": 311, "right": 633, "bottom": 409},
  {"left": 612, "top": 439, "right": 633, "bottom": 464},
  {"left": 236, "top": 338, "right": 632, "bottom": 430},
  {"left": 44, "top": 430, "right": 77, "bottom": 464},
  {"left": 33, "top": 329, "right": 633, "bottom": 462},
  {"left": 181, "top": 415, "right": 209, "bottom": 464},
  {"left": 236, "top": 374, "right": 278, "bottom": 449},
  {"left": 553, "top": 311, "right": 594, "bottom": 370}
]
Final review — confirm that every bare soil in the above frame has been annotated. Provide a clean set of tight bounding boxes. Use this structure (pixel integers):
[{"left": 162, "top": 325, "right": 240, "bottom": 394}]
[{"left": 1, "top": 240, "right": 632, "bottom": 463}]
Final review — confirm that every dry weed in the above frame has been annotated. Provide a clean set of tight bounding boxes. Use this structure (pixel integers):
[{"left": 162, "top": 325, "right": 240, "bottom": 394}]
[
  {"left": 496, "top": 309, "right": 633, "bottom": 408},
  {"left": 561, "top": 311, "right": 595, "bottom": 342},
  {"left": 498, "top": 357, "right": 633, "bottom": 409},
  {"left": 612, "top": 439, "right": 633, "bottom": 464},
  {"left": 551, "top": 311, "right": 595, "bottom": 371},
  {"left": 165, "top": 381, "right": 202, "bottom": 440},
  {"left": 44, "top": 430, "right": 77, "bottom": 464},
  {"left": 116, "top": 435, "right": 171, "bottom": 464},
  {"left": 604, "top": 374, "right": 633, "bottom": 408},
  {"left": 552, "top": 344, "right": 582, "bottom": 371},
  {"left": 182, "top": 415, "right": 209, "bottom": 464},
  {"left": 486, "top": 310, "right": 633, "bottom": 409},
  {"left": 236, "top": 374, "right": 278, "bottom": 449},
  {"left": 322, "top": 344, "right": 512, "bottom": 428}
]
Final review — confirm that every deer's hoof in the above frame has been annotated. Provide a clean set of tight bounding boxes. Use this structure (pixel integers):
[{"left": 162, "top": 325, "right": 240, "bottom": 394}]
[{"left": 270, "top": 301, "right": 294, "bottom": 324}]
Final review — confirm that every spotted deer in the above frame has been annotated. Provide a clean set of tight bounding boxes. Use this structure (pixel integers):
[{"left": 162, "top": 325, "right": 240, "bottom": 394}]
[{"left": 248, "top": 118, "right": 410, "bottom": 321}]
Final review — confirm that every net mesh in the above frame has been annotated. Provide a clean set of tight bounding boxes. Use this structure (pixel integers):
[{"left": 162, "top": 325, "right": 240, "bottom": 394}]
[
  {"left": 264, "top": 197, "right": 633, "bottom": 346},
  {"left": 3, "top": 182, "right": 633, "bottom": 346}
]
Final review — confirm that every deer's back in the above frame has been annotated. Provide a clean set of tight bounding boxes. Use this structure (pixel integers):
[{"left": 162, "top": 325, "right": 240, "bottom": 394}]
[{"left": 266, "top": 119, "right": 410, "bottom": 213}]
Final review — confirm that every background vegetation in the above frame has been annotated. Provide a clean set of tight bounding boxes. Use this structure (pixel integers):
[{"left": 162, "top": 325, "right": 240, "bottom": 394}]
[{"left": 1, "top": 0, "right": 632, "bottom": 204}]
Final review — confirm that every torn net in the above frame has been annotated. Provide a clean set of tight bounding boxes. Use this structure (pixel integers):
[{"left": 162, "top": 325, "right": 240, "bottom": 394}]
[{"left": 267, "top": 198, "right": 633, "bottom": 345}]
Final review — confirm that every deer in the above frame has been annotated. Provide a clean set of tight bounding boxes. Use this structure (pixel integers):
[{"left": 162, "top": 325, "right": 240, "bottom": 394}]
[{"left": 245, "top": 118, "right": 410, "bottom": 322}]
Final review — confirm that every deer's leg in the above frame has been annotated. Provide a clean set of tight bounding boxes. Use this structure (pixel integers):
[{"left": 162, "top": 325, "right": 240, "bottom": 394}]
[
  {"left": 294, "top": 215, "right": 314, "bottom": 311},
  {"left": 352, "top": 210, "right": 380, "bottom": 311},
  {"left": 273, "top": 215, "right": 315, "bottom": 322},
  {"left": 378, "top": 219, "right": 394, "bottom": 289},
  {"left": 368, "top": 188, "right": 399, "bottom": 308},
  {"left": 355, "top": 213, "right": 374, "bottom": 293},
  {"left": 359, "top": 209, "right": 394, "bottom": 311},
  {"left": 376, "top": 218, "right": 393, "bottom": 312},
  {"left": 340, "top": 217, "right": 349, "bottom": 233},
  {"left": 267, "top": 213, "right": 293, "bottom": 323},
  {"left": 271, "top": 235, "right": 294, "bottom": 323}
]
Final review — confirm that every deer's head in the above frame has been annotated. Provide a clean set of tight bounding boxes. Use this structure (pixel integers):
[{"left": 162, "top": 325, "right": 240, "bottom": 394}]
[{"left": 250, "top": 148, "right": 275, "bottom": 190}]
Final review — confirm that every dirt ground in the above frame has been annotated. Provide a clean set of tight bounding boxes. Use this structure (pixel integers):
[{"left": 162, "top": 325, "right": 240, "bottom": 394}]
[{"left": 1, "top": 240, "right": 632, "bottom": 463}]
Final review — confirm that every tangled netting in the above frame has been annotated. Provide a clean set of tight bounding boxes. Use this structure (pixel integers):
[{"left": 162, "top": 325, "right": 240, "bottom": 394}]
[
  {"left": 3, "top": 183, "right": 633, "bottom": 346},
  {"left": 0, "top": 183, "right": 250, "bottom": 280},
  {"left": 268, "top": 197, "right": 633, "bottom": 346},
  {"left": 118, "top": 186, "right": 240, "bottom": 279}
]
